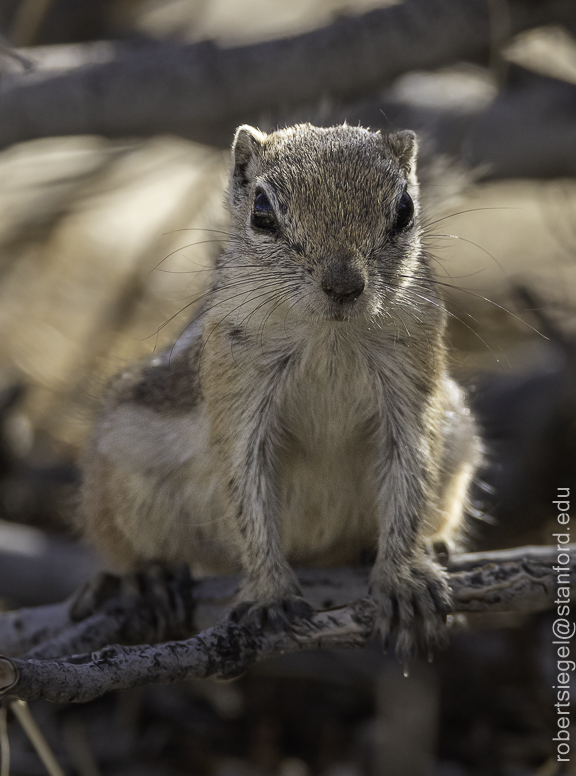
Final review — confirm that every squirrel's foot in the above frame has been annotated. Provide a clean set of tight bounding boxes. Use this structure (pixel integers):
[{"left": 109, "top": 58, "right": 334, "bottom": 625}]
[
  {"left": 228, "top": 595, "right": 314, "bottom": 633},
  {"left": 70, "top": 563, "right": 195, "bottom": 636},
  {"left": 370, "top": 561, "right": 452, "bottom": 664}
]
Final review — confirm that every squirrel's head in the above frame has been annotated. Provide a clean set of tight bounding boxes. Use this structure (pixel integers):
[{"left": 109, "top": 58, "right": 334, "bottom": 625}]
[{"left": 225, "top": 123, "right": 422, "bottom": 323}]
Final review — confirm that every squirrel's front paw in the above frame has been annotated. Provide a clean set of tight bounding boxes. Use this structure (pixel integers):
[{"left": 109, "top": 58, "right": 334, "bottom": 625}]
[
  {"left": 70, "top": 564, "right": 195, "bottom": 640},
  {"left": 370, "top": 562, "right": 452, "bottom": 663},
  {"left": 228, "top": 595, "right": 314, "bottom": 632}
]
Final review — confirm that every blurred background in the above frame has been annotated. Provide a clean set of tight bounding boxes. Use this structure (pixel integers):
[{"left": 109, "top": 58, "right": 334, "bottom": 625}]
[{"left": 0, "top": 0, "right": 575, "bottom": 774}]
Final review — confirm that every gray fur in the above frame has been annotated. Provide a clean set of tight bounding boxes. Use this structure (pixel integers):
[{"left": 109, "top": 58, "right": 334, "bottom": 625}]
[{"left": 79, "top": 123, "right": 481, "bottom": 659}]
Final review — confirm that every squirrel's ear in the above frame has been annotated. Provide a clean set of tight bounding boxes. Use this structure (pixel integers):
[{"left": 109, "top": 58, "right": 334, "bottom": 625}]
[
  {"left": 231, "top": 125, "right": 267, "bottom": 188},
  {"left": 388, "top": 130, "right": 418, "bottom": 173}
]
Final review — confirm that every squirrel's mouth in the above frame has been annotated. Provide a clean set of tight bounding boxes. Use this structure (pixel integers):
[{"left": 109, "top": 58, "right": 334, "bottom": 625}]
[{"left": 322, "top": 299, "right": 363, "bottom": 322}]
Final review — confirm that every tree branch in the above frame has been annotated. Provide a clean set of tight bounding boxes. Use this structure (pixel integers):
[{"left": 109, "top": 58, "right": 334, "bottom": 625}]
[
  {"left": 0, "top": 519, "right": 101, "bottom": 608},
  {"left": 0, "top": 544, "right": 572, "bottom": 703},
  {"left": 0, "top": 598, "right": 377, "bottom": 703},
  {"left": 336, "top": 71, "right": 576, "bottom": 179},
  {"left": 0, "top": 0, "right": 573, "bottom": 151}
]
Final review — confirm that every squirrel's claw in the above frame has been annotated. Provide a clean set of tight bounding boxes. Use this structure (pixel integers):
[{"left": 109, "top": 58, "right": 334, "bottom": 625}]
[
  {"left": 70, "top": 564, "right": 195, "bottom": 638},
  {"left": 228, "top": 595, "right": 314, "bottom": 633},
  {"left": 372, "top": 562, "right": 452, "bottom": 663}
]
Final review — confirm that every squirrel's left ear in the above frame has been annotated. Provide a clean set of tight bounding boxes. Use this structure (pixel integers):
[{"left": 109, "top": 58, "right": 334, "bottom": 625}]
[
  {"left": 231, "top": 125, "right": 267, "bottom": 188},
  {"left": 388, "top": 130, "right": 418, "bottom": 174}
]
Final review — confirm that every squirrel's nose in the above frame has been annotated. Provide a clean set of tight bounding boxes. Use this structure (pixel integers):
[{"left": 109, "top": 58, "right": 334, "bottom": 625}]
[{"left": 321, "top": 278, "right": 365, "bottom": 303}]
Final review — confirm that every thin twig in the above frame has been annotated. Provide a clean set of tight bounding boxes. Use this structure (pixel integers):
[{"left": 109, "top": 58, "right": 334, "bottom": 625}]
[
  {"left": 10, "top": 700, "right": 65, "bottom": 776},
  {"left": 0, "top": 707, "right": 9, "bottom": 776}
]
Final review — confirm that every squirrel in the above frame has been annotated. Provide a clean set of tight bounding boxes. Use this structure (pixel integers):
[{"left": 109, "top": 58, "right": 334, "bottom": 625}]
[{"left": 78, "top": 123, "right": 481, "bottom": 660}]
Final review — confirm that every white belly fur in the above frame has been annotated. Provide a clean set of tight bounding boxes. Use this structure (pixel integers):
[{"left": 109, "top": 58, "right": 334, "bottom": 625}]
[{"left": 277, "top": 348, "right": 380, "bottom": 565}]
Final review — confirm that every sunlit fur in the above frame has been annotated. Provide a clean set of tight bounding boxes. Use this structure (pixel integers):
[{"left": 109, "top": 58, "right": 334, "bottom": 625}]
[{"left": 79, "top": 123, "right": 482, "bottom": 659}]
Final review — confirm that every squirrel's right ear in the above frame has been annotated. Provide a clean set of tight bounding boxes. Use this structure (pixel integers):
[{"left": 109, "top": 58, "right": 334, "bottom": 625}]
[
  {"left": 231, "top": 125, "right": 267, "bottom": 188},
  {"left": 388, "top": 130, "right": 418, "bottom": 174}
]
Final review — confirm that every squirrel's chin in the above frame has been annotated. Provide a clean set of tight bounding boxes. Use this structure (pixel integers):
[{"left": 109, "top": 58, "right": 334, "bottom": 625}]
[{"left": 321, "top": 303, "right": 362, "bottom": 323}]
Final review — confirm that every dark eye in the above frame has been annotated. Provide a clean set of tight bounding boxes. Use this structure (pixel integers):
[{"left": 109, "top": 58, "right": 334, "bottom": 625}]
[
  {"left": 391, "top": 191, "right": 414, "bottom": 234},
  {"left": 252, "top": 190, "right": 277, "bottom": 233}
]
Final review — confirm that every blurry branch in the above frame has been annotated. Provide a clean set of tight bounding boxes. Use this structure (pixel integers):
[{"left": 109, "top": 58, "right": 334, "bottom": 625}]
[
  {"left": 340, "top": 70, "right": 576, "bottom": 179},
  {"left": 462, "top": 69, "right": 576, "bottom": 178},
  {"left": 0, "top": 33, "right": 34, "bottom": 72},
  {"left": 0, "top": 520, "right": 100, "bottom": 607},
  {"left": 10, "top": 0, "right": 56, "bottom": 48},
  {"left": 0, "top": 544, "right": 572, "bottom": 703},
  {"left": 0, "top": 0, "right": 574, "bottom": 152}
]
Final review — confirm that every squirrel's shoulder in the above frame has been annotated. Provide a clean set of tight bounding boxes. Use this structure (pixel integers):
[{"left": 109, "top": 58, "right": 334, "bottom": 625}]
[{"left": 105, "top": 316, "right": 204, "bottom": 415}]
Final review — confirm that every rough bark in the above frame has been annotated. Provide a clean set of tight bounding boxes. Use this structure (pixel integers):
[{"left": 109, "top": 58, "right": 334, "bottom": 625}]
[{"left": 0, "top": 544, "right": 572, "bottom": 703}]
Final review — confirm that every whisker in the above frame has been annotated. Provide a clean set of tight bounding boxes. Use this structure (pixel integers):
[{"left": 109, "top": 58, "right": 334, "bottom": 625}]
[
  {"left": 147, "top": 274, "right": 290, "bottom": 343},
  {"left": 254, "top": 293, "right": 294, "bottom": 362},
  {"left": 281, "top": 288, "right": 316, "bottom": 335},
  {"left": 158, "top": 263, "right": 272, "bottom": 275},
  {"left": 162, "top": 227, "right": 231, "bottom": 236},
  {"left": 421, "top": 207, "right": 517, "bottom": 230},
  {"left": 198, "top": 283, "right": 294, "bottom": 364},
  {"left": 254, "top": 284, "right": 303, "bottom": 356},
  {"left": 379, "top": 276, "right": 506, "bottom": 362},
  {"left": 166, "top": 279, "right": 293, "bottom": 366},
  {"left": 422, "top": 234, "right": 508, "bottom": 280},
  {"left": 403, "top": 273, "right": 547, "bottom": 340},
  {"left": 147, "top": 239, "right": 227, "bottom": 276}
]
